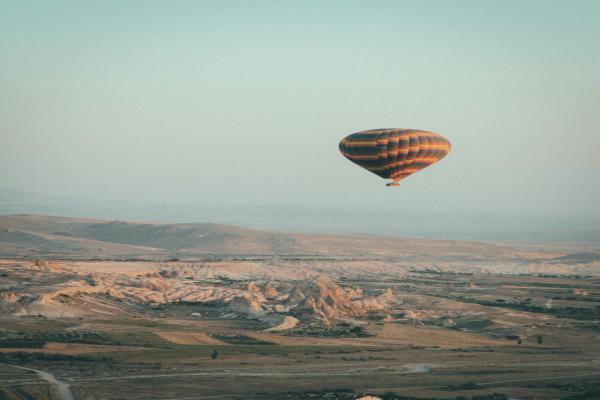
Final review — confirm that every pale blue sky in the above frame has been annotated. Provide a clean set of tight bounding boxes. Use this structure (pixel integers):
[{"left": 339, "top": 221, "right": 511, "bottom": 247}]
[{"left": 1, "top": 1, "right": 599, "bottom": 217}]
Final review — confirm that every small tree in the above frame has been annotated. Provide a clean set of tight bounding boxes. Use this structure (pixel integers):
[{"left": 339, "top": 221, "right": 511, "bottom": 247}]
[
  {"left": 211, "top": 350, "right": 219, "bottom": 359},
  {"left": 537, "top": 335, "right": 543, "bottom": 345},
  {"left": 517, "top": 338, "right": 522, "bottom": 345}
]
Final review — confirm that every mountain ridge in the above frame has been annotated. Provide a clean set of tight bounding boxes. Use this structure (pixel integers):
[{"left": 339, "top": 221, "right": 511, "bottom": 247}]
[{"left": 0, "top": 214, "right": 562, "bottom": 261}]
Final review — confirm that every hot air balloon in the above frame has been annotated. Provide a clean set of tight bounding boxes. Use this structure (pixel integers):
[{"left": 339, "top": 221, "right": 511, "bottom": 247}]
[{"left": 339, "top": 128, "right": 451, "bottom": 187}]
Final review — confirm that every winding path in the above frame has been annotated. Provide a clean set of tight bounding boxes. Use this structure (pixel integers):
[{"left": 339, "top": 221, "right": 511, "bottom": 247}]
[{"left": 5, "top": 364, "right": 75, "bottom": 400}]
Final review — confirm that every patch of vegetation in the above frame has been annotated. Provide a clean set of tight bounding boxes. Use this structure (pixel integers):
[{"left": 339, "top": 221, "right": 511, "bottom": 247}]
[
  {"left": 380, "top": 393, "right": 508, "bottom": 400},
  {"left": 211, "top": 333, "right": 275, "bottom": 345},
  {"left": 564, "top": 296, "right": 600, "bottom": 304},
  {"left": 449, "top": 347, "right": 495, "bottom": 353},
  {"left": 107, "top": 331, "right": 170, "bottom": 348},
  {"left": 0, "top": 339, "right": 46, "bottom": 348},
  {"left": 453, "top": 369, "right": 522, "bottom": 376},
  {"left": 3, "top": 318, "right": 74, "bottom": 332},
  {"left": 284, "top": 323, "right": 372, "bottom": 338},
  {"left": 449, "top": 319, "right": 493, "bottom": 331},
  {"left": 3, "top": 386, "right": 42, "bottom": 400},
  {"left": 92, "top": 318, "right": 166, "bottom": 327},
  {"left": 281, "top": 388, "right": 357, "bottom": 399},
  {"left": 443, "top": 382, "right": 480, "bottom": 391},
  {"left": 0, "top": 351, "right": 113, "bottom": 363},
  {"left": 535, "top": 380, "right": 600, "bottom": 400},
  {"left": 0, "top": 330, "right": 119, "bottom": 347}
]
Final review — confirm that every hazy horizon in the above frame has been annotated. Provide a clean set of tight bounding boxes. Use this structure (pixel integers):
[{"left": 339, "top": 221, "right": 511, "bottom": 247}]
[{"left": 2, "top": 187, "right": 599, "bottom": 244}]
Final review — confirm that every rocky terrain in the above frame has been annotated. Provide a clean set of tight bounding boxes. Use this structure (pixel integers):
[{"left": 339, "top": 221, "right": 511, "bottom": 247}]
[
  {"left": 1, "top": 215, "right": 600, "bottom": 400},
  {"left": 1, "top": 215, "right": 599, "bottom": 337},
  {"left": 0, "top": 259, "right": 400, "bottom": 333}
]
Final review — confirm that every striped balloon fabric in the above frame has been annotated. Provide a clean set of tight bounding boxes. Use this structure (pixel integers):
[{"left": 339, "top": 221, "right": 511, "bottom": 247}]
[{"left": 339, "top": 128, "right": 451, "bottom": 187}]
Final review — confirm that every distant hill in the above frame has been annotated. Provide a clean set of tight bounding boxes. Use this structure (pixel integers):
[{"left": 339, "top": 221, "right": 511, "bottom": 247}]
[
  {"left": 2, "top": 188, "right": 600, "bottom": 244},
  {"left": 552, "top": 252, "right": 600, "bottom": 263},
  {"left": 0, "top": 214, "right": 564, "bottom": 261}
]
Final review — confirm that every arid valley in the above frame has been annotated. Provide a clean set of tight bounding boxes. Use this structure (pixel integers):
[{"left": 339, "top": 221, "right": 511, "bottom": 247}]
[{"left": 1, "top": 214, "right": 599, "bottom": 400}]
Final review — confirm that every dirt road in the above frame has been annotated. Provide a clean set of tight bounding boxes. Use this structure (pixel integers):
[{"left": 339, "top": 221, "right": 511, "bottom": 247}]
[{"left": 5, "top": 364, "right": 76, "bottom": 400}]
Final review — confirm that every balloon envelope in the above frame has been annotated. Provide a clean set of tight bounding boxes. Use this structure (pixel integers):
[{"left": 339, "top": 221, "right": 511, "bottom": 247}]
[{"left": 339, "top": 128, "right": 451, "bottom": 186}]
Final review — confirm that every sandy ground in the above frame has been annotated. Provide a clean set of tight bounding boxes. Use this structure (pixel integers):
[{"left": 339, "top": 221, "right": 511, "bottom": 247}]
[
  {"left": 153, "top": 331, "right": 226, "bottom": 345},
  {"left": 65, "top": 261, "right": 162, "bottom": 275}
]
